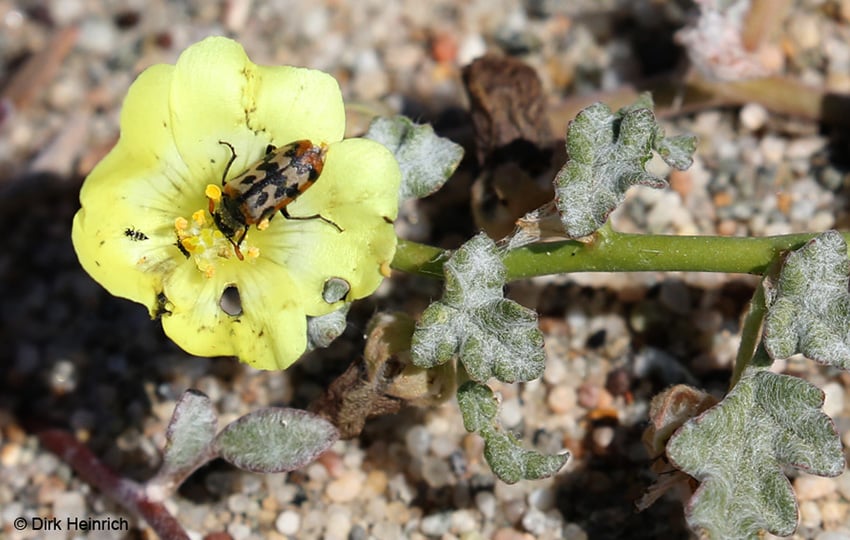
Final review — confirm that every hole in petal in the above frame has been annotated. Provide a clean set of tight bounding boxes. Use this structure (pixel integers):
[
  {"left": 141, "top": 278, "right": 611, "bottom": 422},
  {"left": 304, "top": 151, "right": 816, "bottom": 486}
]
[
  {"left": 220, "top": 285, "right": 242, "bottom": 316},
  {"left": 322, "top": 277, "right": 350, "bottom": 303}
]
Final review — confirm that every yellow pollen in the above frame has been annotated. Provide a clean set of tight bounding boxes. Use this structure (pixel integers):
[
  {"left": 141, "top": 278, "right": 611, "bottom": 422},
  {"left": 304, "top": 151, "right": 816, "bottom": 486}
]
[
  {"left": 380, "top": 261, "right": 392, "bottom": 278},
  {"left": 257, "top": 218, "right": 270, "bottom": 231},
  {"left": 192, "top": 209, "right": 207, "bottom": 226},
  {"left": 174, "top": 198, "right": 259, "bottom": 278},
  {"left": 205, "top": 184, "right": 222, "bottom": 202}
]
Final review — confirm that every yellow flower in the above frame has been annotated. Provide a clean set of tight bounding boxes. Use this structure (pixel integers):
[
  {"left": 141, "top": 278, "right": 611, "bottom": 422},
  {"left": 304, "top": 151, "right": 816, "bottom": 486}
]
[{"left": 72, "top": 37, "right": 400, "bottom": 370}]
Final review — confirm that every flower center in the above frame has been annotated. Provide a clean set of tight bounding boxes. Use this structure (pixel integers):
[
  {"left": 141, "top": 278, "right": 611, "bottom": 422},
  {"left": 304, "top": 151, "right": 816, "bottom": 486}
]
[{"left": 174, "top": 208, "right": 258, "bottom": 278}]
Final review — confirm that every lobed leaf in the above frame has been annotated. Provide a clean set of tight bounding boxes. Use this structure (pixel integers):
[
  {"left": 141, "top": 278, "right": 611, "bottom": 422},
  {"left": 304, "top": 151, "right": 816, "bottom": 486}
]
[
  {"left": 554, "top": 93, "right": 696, "bottom": 238},
  {"left": 763, "top": 230, "right": 850, "bottom": 369},
  {"left": 667, "top": 369, "right": 844, "bottom": 539},
  {"left": 410, "top": 234, "right": 544, "bottom": 383},
  {"left": 456, "top": 381, "right": 568, "bottom": 484},
  {"left": 213, "top": 408, "right": 339, "bottom": 473},
  {"left": 365, "top": 115, "right": 464, "bottom": 201}
]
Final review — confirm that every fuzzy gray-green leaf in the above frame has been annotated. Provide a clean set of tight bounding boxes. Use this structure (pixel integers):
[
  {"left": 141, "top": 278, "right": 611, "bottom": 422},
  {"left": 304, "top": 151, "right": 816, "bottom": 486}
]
[
  {"left": 763, "top": 231, "right": 850, "bottom": 369},
  {"left": 456, "top": 381, "right": 569, "bottom": 484},
  {"left": 483, "top": 430, "right": 570, "bottom": 485},
  {"left": 161, "top": 389, "right": 218, "bottom": 477},
  {"left": 410, "top": 234, "right": 544, "bottom": 383},
  {"left": 214, "top": 408, "right": 338, "bottom": 473},
  {"left": 306, "top": 304, "right": 350, "bottom": 352},
  {"left": 667, "top": 369, "right": 844, "bottom": 539},
  {"left": 554, "top": 94, "right": 696, "bottom": 238},
  {"left": 456, "top": 381, "right": 499, "bottom": 432},
  {"left": 365, "top": 115, "right": 464, "bottom": 201}
]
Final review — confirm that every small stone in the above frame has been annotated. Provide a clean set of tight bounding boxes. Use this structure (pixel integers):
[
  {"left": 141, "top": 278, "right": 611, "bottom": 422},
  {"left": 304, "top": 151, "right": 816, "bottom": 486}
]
[
  {"left": 799, "top": 500, "right": 822, "bottom": 528},
  {"left": 547, "top": 385, "right": 576, "bottom": 414},
  {"left": 795, "top": 474, "right": 837, "bottom": 501},
  {"left": 788, "top": 14, "right": 821, "bottom": 50},
  {"left": 820, "top": 500, "right": 849, "bottom": 529},
  {"left": 326, "top": 470, "right": 365, "bottom": 503},
  {"left": 562, "top": 522, "right": 590, "bottom": 540},
  {"left": 371, "top": 522, "right": 403, "bottom": 539},
  {"left": 521, "top": 507, "right": 548, "bottom": 535},
  {"left": 759, "top": 136, "right": 787, "bottom": 165},
  {"left": 475, "top": 491, "right": 497, "bottom": 520},
  {"left": 739, "top": 103, "right": 768, "bottom": 131},
  {"left": 422, "top": 455, "right": 453, "bottom": 488},
  {"left": 527, "top": 487, "right": 556, "bottom": 511},
  {"left": 53, "top": 491, "right": 86, "bottom": 519},
  {"left": 0, "top": 443, "right": 22, "bottom": 467},
  {"left": 275, "top": 510, "right": 300, "bottom": 535},
  {"left": 363, "top": 469, "right": 388, "bottom": 496},
  {"left": 430, "top": 435, "right": 456, "bottom": 459},
  {"left": 78, "top": 19, "right": 118, "bottom": 56},
  {"left": 500, "top": 398, "right": 524, "bottom": 428},
  {"left": 814, "top": 532, "right": 850, "bottom": 540},
  {"left": 503, "top": 498, "right": 528, "bottom": 524},
  {"left": 786, "top": 136, "right": 827, "bottom": 161},
  {"left": 835, "top": 469, "right": 850, "bottom": 500},
  {"left": 227, "top": 521, "right": 251, "bottom": 540},
  {"left": 821, "top": 382, "right": 845, "bottom": 418},
  {"left": 325, "top": 509, "right": 352, "bottom": 540},
  {"left": 226, "top": 493, "right": 255, "bottom": 514},
  {"left": 493, "top": 527, "right": 534, "bottom": 540},
  {"left": 450, "top": 509, "right": 478, "bottom": 534},
  {"left": 420, "top": 512, "right": 452, "bottom": 536}
]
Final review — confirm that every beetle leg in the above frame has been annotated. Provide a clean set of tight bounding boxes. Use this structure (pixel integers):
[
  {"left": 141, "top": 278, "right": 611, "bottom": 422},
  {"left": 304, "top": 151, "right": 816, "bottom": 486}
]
[{"left": 280, "top": 207, "right": 343, "bottom": 232}]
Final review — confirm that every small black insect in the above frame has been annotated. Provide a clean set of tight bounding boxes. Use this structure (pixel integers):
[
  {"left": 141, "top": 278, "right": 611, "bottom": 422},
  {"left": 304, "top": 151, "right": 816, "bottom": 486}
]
[{"left": 124, "top": 227, "right": 149, "bottom": 241}]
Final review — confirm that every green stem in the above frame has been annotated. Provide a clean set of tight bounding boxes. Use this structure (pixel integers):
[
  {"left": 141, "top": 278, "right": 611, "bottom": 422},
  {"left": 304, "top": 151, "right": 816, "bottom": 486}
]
[
  {"left": 729, "top": 280, "right": 768, "bottom": 390},
  {"left": 393, "top": 230, "right": 840, "bottom": 281}
]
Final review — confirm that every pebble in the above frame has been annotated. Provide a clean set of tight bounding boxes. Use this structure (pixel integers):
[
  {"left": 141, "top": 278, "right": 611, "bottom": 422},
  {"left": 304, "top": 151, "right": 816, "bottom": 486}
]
[
  {"left": 822, "top": 382, "right": 845, "bottom": 418},
  {"left": 450, "top": 509, "right": 478, "bottom": 534},
  {"left": 227, "top": 522, "right": 251, "bottom": 540},
  {"left": 53, "top": 491, "right": 86, "bottom": 519},
  {"left": 421, "top": 455, "right": 453, "bottom": 488},
  {"left": 547, "top": 385, "right": 577, "bottom": 414},
  {"left": 492, "top": 527, "right": 535, "bottom": 540},
  {"left": 500, "top": 398, "right": 524, "bottom": 428},
  {"left": 836, "top": 469, "right": 850, "bottom": 500},
  {"left": 820, "top": 500, "right": 849, "bottom": 528},
  {"left": 815, "top": 532, "right": 850, "bottom": 540},
  {"left": 795, "top": 474, "right": 838, "bottom": 501},
  {"left": 404, "top": 425, "right": 431, "bottom": 457},
  {"left": 800, "top": 500, "right": 823, "bottom": 528},
  {"left": 739, "top": 103, "right": 768, "bottom": 132},
  {"left": 475, "top": 491, "right": 497, "bottom": 520},
  {"left": 325, "top": 508, "right": 352, "bottom": 540},
  {"left": 326, "top": 470, "right": 365, "bottom": 503},
  {"left": 420, "top": 512, "right": 452, "bottom": 536},
  {"left": 77, "top": 18, "right": 118, "bottom": 56}
]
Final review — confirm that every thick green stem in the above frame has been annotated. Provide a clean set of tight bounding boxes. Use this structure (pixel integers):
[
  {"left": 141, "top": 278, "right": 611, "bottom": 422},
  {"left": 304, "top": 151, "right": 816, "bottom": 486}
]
[{"left": 393, "top": 230, "right": 843, "bottom": 281}]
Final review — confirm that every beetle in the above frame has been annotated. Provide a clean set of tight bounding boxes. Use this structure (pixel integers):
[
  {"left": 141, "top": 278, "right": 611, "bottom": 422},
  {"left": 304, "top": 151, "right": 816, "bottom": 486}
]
[{"left": 209, "top": 139, "right": 341, "bottom": 259}]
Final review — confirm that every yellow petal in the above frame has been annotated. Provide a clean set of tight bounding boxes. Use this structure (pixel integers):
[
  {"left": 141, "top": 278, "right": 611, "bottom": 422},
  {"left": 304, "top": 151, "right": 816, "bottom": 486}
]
[
  {"left": 168, "top": 36, "right": 345, "bottom": 181},
  {"left": 256, "top": 138, "right": 401, "bottom": 313},
  {"left": 160, "top": 259, "right": 308, "bottom": 370}
]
